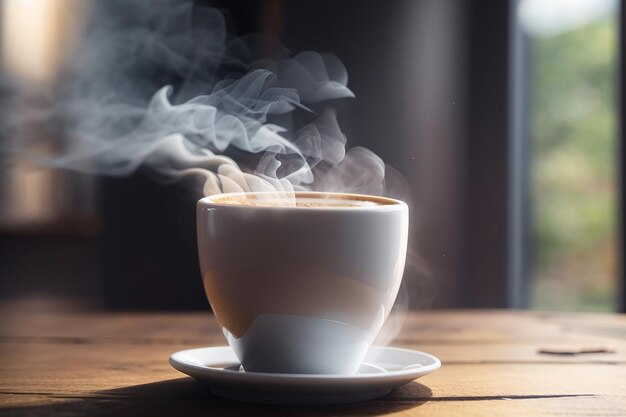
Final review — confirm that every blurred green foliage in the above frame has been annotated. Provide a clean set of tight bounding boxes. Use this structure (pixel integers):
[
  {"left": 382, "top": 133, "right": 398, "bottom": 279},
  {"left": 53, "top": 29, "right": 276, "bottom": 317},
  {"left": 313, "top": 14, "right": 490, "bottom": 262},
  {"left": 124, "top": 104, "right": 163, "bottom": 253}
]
[{"left": 530, "top": 18, "right": 618, "bottom": 311}]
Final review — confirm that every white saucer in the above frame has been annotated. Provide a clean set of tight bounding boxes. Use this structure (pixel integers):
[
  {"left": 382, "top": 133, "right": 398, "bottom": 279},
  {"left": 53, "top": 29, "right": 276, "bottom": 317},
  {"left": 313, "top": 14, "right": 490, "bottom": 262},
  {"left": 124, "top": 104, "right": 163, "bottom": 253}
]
[{"left": 169, "top": 346, "right": 440, "bottom": 405}]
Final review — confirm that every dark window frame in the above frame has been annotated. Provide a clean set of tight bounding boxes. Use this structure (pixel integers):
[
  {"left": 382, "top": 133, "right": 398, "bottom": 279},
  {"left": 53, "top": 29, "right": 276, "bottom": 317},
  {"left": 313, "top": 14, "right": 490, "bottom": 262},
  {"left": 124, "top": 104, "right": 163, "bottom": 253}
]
[
  {"left": 462, "top": 0, "right": 514, "bottom": 308},
  {"left": 617, "top": 0, "right": 626, "bottom": 313}
]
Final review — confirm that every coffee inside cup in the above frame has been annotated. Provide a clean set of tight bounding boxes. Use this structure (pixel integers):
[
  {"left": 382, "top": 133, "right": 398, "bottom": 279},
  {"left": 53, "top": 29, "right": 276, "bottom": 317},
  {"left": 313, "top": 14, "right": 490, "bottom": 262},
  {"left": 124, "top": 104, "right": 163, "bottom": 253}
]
[{"left": 210, "top": 192, "right": 394, "bottom": 208}]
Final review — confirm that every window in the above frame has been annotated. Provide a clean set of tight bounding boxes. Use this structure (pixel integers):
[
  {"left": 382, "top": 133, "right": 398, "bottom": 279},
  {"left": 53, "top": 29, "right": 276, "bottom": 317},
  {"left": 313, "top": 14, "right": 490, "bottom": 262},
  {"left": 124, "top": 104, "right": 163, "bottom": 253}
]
[{"left": 518, "top": 0, "right": 620, "bottom": 311}]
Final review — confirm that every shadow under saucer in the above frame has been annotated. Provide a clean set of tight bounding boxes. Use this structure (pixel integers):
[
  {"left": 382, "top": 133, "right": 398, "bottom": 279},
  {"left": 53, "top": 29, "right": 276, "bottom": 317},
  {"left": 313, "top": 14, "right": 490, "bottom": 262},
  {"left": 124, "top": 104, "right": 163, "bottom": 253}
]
[{"left": 2, "top": 378, "right": 433, "bottom": 417}]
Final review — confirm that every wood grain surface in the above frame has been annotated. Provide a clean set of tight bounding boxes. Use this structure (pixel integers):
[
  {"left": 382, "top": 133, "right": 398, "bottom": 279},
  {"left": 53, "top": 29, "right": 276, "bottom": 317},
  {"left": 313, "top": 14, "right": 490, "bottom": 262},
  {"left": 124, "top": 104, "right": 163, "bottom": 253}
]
[{"left": 0, "top": 309, "right": 624, "bottom": 416}]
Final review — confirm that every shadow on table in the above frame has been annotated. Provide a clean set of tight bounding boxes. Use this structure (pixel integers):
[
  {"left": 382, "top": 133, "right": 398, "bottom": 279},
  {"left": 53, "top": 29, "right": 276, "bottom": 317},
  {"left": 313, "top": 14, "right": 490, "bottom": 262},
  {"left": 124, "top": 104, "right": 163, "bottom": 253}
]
[{"left": 2, "top": 378, "right": 432, "bottom": 416}]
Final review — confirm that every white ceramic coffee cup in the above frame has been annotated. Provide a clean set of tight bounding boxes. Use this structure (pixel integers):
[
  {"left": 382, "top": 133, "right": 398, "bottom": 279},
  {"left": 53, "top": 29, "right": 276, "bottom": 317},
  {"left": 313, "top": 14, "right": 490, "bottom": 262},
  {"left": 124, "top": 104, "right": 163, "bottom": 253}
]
[{"left": 197, "top": 191, "right": 408, "bottom": 374}]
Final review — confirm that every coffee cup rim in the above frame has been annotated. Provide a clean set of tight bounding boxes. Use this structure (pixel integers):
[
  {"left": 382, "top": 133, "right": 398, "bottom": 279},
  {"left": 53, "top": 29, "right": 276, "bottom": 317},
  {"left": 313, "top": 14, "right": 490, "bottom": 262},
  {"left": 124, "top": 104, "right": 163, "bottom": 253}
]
[{"left": 198, "top": 191, "right": 407, "bottom": 212}]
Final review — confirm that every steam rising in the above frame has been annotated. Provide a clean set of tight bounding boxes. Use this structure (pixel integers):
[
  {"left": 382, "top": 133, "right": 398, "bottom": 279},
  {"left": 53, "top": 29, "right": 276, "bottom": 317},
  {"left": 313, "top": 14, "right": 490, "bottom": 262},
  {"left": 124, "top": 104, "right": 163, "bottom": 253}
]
[
  {"left": 3, "top": 0, "right": 394, "bottom": 200},
  {"left": 0, "top": 0, "right": 426, "bottom": 348}
]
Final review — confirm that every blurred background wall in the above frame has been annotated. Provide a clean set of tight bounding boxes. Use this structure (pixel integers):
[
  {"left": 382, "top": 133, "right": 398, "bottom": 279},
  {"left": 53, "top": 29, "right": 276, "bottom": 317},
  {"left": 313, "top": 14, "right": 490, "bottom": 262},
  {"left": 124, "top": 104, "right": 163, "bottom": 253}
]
[{"left": 0, "top": 0, "right": 623, "bottom": 313}]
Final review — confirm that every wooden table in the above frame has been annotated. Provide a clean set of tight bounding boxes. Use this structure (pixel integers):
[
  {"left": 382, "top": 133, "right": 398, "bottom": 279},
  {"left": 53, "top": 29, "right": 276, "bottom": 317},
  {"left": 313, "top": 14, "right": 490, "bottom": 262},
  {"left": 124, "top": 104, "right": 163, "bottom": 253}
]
[{"left": 0, "top": 310, "right": 625, "bottom": 416}]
